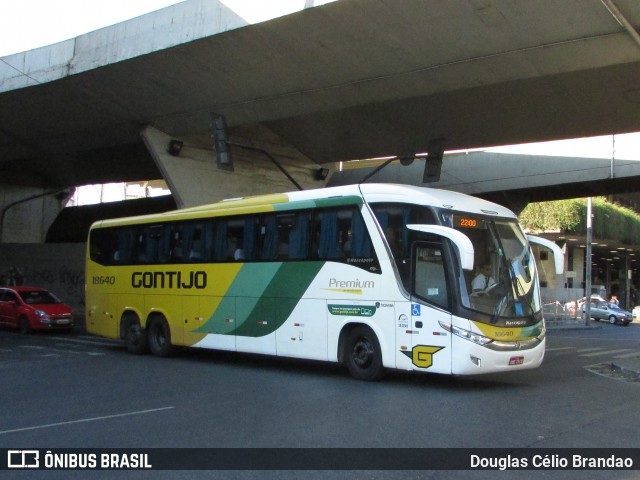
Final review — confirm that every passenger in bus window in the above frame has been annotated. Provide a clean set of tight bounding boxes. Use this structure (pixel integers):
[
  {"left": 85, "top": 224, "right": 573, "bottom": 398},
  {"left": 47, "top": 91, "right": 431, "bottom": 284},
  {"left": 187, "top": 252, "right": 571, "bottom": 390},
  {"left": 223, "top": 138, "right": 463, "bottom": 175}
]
[
  {"left": 227, "top": 237, "right": 244, "bottom": 260},
  {"left": 189, "top": 239, "right": 202, "bottom": 261}
]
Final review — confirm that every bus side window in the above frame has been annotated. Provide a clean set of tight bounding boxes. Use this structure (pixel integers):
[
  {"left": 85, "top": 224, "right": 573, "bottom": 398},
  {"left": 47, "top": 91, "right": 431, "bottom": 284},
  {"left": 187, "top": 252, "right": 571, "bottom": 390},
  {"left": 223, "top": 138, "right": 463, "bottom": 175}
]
[
  {"left": 144, "top": 225, "right": 171, "bottom": 263},
  {"left": 260, "top": 215, "right": 279, "bottom": 260},
  {"left": 227, "top": 218, "right": 245, "bottom": 261},
  {"left": 169, "top": 225, "right": 184, "bottom": 262},
  {"left": 288, "top": 212, "right": 310, "bottom": 260},
  {"left": 316, "top": 209, "right": 340, "bottom": 259},
  {"left": 256, "top": 213, "right": 293, "bottom": 261},
  {"left": 213, "top": 219, "right": 228, "bottom": 262},
  {"left": 312, "top": 206, "right": 380, "bottom": 272},
  {"left": 242, "top": 216, "right": 258, "bottom": 261},
  {"left": 115, "top": 228, "right": 136, "bottom": 264},
  {"left": 90, "top": 229, "right": 118, "bottom": 265},
  {"left": 349, "top": 209, "right": 372, "bottom": 258},
  {"left": 180, "top": 222, "right": 212, "bottom": 262}
]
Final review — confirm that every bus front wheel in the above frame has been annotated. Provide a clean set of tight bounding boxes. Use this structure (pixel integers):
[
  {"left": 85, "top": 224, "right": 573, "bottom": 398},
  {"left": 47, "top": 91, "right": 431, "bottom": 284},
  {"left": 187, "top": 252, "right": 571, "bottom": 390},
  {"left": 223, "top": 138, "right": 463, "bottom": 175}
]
[
  {"left": 344, "top": 326, "right": 384, "bottom": 381},
  {"left": 147, "top": 317, "right": 174, "bottom": 357}
]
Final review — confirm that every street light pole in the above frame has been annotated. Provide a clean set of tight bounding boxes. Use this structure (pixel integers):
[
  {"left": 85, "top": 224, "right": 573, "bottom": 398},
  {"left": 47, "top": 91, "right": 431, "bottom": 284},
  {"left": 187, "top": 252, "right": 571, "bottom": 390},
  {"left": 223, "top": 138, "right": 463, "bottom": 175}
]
[{"left": 585, "top": 197, "right": 592, "bottom": 326}]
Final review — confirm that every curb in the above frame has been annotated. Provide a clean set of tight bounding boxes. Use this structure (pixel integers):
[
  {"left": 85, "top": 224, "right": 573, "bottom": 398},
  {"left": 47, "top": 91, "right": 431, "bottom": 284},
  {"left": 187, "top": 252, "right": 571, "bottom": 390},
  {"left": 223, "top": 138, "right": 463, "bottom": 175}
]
[
  {"left": 546, "top": 322, "right": 602, "bottom": 331},
  {"left": 611, "top": 358, "right": 640, "bottom": 379}
]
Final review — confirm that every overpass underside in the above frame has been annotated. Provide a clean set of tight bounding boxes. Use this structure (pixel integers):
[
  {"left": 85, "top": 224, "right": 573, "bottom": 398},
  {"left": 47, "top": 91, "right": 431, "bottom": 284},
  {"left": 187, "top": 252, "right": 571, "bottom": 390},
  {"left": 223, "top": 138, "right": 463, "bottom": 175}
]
[
  {"left": 329, "top": 151, "right": 640, "bottom": 213},
  {"left": 1, "top": 0, "right": 640, "bottom": 194},
  {"left": 2, "top": 0, "right": 640, "bottom": 243}
]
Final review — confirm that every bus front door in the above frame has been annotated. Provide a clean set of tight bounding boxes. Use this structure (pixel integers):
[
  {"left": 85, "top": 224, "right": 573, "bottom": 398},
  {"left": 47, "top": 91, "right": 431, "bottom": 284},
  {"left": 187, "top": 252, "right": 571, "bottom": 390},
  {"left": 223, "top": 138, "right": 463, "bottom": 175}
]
[{"left": 408, "top": 242, "right": 452, "bottom": 374}]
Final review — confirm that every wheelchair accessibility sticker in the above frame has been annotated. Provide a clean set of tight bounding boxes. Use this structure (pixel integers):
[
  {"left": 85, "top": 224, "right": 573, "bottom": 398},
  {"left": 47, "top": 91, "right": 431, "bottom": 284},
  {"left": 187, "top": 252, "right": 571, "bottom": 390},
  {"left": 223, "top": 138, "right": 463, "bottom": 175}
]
[{"left": 411, "top": 304, "right": 421, "bottom": 316}]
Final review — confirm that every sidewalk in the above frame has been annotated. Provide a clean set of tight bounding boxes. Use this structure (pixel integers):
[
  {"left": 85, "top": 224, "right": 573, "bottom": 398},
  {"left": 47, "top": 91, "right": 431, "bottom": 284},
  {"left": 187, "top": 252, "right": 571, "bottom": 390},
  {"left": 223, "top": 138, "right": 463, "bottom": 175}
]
[{"left": 612, "top": 357, "right": 640, "bottom": 379}]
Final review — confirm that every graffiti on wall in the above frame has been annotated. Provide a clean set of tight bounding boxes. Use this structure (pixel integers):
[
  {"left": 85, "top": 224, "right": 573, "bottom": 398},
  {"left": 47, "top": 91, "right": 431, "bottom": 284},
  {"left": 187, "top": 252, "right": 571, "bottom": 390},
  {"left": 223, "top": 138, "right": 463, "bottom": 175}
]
[{"left": 0, "top": 266, "right": 25, "bottom": 286}]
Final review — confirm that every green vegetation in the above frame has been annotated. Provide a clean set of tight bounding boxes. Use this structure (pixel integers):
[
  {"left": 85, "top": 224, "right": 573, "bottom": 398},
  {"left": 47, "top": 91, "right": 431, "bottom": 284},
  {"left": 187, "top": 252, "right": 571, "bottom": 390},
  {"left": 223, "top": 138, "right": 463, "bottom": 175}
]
[{"left": 519, "top": 197, "right": 640, "bottom": 244}]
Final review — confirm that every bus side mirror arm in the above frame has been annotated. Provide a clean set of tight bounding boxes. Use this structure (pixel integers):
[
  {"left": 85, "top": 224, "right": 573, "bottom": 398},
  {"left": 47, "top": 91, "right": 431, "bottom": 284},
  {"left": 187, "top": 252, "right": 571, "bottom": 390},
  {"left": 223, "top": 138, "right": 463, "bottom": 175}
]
[
  {"left": 527, "top": 235, "right": 565, "bottom": 275},
  {"left": 407, "top": 224, "right": 475, "bottom": 271}
]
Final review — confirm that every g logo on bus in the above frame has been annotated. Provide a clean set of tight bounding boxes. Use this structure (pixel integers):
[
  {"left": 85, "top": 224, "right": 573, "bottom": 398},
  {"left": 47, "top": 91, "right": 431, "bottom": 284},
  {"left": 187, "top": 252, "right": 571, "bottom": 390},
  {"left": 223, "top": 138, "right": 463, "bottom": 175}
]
[{"left": 402, "top": 345, "right": 443, "bottom": 368}]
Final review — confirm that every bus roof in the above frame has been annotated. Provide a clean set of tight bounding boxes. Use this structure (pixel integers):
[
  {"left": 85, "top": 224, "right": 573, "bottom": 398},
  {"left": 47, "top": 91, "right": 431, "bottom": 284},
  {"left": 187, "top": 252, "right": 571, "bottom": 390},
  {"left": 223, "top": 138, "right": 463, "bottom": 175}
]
[
  {"left": 359, "top": 184, "right": 516, "bottom": 218},
  {"left": 90, "top": 184, "right": 516, "bottom": 229}
]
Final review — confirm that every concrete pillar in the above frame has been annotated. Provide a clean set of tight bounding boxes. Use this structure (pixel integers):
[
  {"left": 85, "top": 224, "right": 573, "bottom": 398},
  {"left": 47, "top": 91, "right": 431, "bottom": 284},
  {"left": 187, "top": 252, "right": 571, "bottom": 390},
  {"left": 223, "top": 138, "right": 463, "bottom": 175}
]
[
  {"left": 141, "top": 126, "right": 330, "bottom": 208},
  {"left": 0, "top": 185, "right": 66, "bottom": 243}
]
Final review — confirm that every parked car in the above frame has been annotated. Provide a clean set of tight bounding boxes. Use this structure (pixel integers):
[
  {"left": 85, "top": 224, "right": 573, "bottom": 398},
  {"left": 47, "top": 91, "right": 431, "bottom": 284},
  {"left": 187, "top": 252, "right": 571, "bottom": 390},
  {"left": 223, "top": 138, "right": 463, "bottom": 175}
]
[
  {"left": 0, "top": 286, "right": 74, "bottom": 333},
  {"left": 584, "top": 300, "right": 632, "bottom": 326}
]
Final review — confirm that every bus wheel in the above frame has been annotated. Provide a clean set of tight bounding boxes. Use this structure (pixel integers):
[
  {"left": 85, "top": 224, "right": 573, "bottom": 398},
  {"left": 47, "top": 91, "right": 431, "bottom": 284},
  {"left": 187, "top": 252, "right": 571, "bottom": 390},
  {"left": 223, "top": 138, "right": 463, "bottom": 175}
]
[
  {"left": 123, "top": 316, "right": 148, "bottom": 354},
  {"left": 147, "top": 317, "right": 174, "bottom": 357},
  {"left": 345, "top": 326, "right": 384, "bottom": 381}
]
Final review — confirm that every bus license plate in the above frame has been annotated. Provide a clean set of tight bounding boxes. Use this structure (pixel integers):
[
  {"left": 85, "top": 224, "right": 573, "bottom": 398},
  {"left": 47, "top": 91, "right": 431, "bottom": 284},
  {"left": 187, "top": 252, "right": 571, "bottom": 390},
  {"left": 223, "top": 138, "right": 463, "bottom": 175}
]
[{"left": 509, "top": 356, "right": 524, "bottom": 366}]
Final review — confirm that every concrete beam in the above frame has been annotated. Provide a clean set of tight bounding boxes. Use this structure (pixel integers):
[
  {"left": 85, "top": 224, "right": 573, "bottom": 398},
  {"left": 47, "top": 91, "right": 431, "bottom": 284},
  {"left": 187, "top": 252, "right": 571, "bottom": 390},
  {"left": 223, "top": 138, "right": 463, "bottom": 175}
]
[
  {"left": 141, "top": 126, "right": 330, "bottom": 207},
  {"left": 330, "top": 151, "right": 640, "bottom": 195}
]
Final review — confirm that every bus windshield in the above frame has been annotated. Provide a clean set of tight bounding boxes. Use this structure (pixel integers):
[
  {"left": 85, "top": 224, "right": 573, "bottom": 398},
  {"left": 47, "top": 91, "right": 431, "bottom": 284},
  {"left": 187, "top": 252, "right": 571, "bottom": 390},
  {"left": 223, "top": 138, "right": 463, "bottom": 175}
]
[{"left": 444, "top": 212, "right": 541, "bottom": 324}]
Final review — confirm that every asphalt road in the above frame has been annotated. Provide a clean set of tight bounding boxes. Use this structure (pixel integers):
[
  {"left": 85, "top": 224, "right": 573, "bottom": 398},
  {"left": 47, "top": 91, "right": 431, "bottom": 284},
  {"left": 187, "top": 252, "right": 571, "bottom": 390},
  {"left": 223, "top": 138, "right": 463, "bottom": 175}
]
[{"left": 1, "top": 322, "right": 639, "bottom": 480}]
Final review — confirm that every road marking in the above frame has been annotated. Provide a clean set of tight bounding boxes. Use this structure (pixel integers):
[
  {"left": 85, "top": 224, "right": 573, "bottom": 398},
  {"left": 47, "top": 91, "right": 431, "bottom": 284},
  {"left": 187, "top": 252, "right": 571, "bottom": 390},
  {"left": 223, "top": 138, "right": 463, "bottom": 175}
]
[
  {"left": 612, "top": 351, "right": 640, "bottom": 359},
  {"left": 579, "top": 349, "right": 632, "bottom": 357},
  {"left": 576, "top": 347, "right": 603, "bottom": 353},
  {"left": 0, "top": 406, "right": 175, "bottom": 435},
  {"left": 545, "top": 347, "right": 575, "bottom": 352},
  {"left": 20, "top": 343, "right": 105, "bottom": 356},
  {"left": 56, "top": 336, "right": 120, "bottom": 347}
]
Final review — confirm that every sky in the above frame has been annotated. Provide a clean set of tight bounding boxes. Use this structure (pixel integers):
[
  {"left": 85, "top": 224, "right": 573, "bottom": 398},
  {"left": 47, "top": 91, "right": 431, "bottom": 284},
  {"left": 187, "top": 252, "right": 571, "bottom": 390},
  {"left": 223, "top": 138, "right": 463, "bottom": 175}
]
[
  {"left": 484, "top": 133, "right": 640, "bottom": 161},
  {"left": 0, "top": 1, "right": 187, "bottom": 56}
]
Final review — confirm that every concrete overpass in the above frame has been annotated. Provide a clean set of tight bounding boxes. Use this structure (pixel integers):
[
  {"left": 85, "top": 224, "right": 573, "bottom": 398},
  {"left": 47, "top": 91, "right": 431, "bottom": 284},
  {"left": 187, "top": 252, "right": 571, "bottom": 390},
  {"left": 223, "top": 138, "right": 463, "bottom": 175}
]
[
  {"left": 329, "top": 148, "right": 640, "bottom": 213},
  {"left": 1, "top": 0, "right": 640, "bottom": 210}
]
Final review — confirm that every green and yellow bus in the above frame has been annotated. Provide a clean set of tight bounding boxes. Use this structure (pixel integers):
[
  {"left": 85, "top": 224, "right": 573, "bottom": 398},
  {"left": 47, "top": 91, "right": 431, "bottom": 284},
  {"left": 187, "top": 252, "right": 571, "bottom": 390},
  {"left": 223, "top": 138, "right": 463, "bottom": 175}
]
[{"left": 86, "top": 183, "right": 563, "bottom": 380}]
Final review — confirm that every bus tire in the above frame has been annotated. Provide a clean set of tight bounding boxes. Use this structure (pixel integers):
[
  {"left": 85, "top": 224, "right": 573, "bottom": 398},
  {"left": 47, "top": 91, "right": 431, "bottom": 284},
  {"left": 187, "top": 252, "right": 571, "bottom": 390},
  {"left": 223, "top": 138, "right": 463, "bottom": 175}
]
[
  {"left": 344, "top": 325, "right": 384, "bottom": 381},
  {"left": 122, "top": 315, "right": 148, "bottom": 355},
  {"left": 147, "top": 316, "right": 174, "bottom": 357}
]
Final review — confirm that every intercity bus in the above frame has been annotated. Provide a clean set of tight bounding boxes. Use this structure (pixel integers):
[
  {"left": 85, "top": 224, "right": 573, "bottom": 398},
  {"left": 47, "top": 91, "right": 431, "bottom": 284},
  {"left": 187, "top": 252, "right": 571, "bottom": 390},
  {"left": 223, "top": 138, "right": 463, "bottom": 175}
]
[{"left": 85, "top": 183, "right": 563, "bottom": 380}]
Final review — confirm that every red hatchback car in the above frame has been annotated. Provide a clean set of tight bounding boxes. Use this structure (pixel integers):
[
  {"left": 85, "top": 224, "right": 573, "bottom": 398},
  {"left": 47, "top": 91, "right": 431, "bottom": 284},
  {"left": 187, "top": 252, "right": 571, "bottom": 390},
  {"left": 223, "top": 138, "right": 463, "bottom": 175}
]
[{"left": 0, "top": 286, "right": 74, "bottom": 333}]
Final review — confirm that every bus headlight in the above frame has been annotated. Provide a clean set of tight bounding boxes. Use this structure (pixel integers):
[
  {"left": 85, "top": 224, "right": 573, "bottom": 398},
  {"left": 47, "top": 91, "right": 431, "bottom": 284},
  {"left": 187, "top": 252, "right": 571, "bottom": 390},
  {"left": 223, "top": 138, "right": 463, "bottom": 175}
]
[{"left": 439, "top": 321, "right": 493, "bottom": 347}]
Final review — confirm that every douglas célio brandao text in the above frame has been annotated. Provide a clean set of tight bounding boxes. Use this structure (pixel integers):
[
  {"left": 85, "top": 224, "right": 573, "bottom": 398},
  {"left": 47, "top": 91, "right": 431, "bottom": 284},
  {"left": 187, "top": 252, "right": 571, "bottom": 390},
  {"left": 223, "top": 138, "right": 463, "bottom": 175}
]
[{"left": 470, "top": 453, "right": 634, "bottom": 470}]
